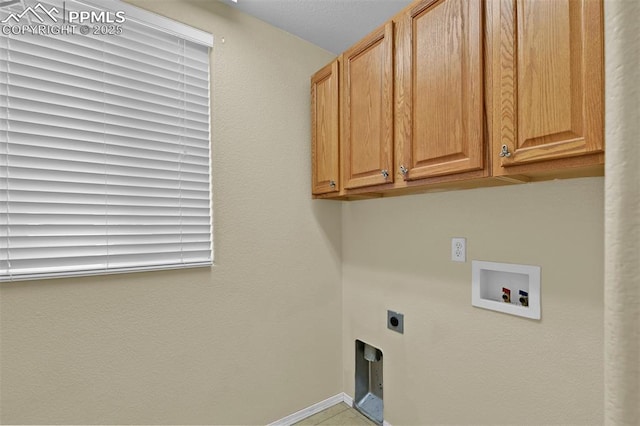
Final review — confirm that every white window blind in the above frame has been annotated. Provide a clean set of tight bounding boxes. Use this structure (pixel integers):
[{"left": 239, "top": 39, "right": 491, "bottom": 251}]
[{"left": 1, "top": 0, "right": 213, "bottom": 281}]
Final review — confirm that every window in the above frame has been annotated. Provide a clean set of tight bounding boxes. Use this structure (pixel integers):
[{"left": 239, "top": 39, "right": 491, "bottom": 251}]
[{"left": 1, "top": 0, "right": 213, "bottom": 281}]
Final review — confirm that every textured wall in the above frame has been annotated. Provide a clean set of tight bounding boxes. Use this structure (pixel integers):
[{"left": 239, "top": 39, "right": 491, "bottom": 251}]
[
  {"left": 0, "top": 1, "right": 340, "bottom": 424},
  {"left": 604, "top": 0, "right": 640, "bottom": 424},
  {"left": 342, "top": 178, "right": 604, "bottom": 425}
]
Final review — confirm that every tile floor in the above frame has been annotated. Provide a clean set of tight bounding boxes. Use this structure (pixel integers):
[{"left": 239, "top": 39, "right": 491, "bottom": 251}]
[{"left": 293, "top": 403, "right": 377, "bottom": 426}]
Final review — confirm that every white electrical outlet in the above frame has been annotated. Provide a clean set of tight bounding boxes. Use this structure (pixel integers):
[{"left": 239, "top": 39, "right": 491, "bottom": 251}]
[{"left": 451, "top": 237, "right": 466, "bottom": 262}]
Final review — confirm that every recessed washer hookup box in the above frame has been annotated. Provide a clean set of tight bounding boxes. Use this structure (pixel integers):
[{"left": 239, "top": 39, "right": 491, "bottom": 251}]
[{"left": 472, "top": 260, "right": 541, "bottom": 320}]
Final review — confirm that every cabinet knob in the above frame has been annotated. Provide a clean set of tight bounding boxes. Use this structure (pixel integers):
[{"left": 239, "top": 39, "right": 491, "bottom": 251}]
[
  {"left": 381, "top": 169, "right": 389, "bottom": 179},
  {"left": 329, "top": 180, "right": 336, "bottom": 189},
  {"left": 499, "top": 144, "right": 512, "bottom": 158},
  {"left": 399, "top": 165, "right": 408, "bottom": 177}
]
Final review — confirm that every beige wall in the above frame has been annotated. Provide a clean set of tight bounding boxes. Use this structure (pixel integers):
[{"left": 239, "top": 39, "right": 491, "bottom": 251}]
[
  {"left": 604, "top": 0, "right": 640, "bottom": 423},
  {"left": 342, "top": 177, "right": 604, "bottom": 425},
  {"left": 0, "top": 1, "right": 340, "bottom": 424}
]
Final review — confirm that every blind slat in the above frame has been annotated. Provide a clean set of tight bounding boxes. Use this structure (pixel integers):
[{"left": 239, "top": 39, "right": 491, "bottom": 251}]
[
  {"left": 5, "top": 93, "right": 210, "bottom": 130},
  {"left": 2, "top": 71, "right": 210, "bottom": 116},
  {"left": 6, "top": 178, "right": 210, "bottom": 198},
  {"left": 4, "top": 225, "right": 211, "bottom": 237},
  {"left": 5, "top": 127, "right": 210, "bottom": 157}
]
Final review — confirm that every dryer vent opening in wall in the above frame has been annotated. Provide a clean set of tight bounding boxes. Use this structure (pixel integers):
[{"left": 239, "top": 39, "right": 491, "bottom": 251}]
[{"left": 355, "top": 340, "right": 383, "bottom": 425}]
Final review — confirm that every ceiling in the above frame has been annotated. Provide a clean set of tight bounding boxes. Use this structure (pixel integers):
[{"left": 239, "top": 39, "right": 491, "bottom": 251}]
[{"left": 221, "top": 0, "right": 413, "bottom": 54}]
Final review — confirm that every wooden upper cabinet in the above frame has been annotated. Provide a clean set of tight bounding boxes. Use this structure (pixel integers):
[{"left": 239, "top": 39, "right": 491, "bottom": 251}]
[
  {"left": 310, "top": 0, "right": 605, "bottom": 199},
  {"left": 311, "top": 60, "right": 340, "bottom": 195},
  {"left": 342, "top": 22, "right": 394, "bottom": 190},
  {"left": 491, "top": 0, "right": 604, "bottom": 175},
  {"left": 397, "top": 0, "right": 484, "bottom": 181}
]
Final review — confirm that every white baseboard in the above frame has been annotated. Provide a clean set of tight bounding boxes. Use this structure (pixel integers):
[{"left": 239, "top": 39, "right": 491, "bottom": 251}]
[
  {"left": 342, "top": 392, "right": 353, "bottom": 407},
  {"left": 267, "top": 393, "right": 345, "bottom": 426},
  {"left": 268, "top": 392, "right": 392, "bottom": 426}
]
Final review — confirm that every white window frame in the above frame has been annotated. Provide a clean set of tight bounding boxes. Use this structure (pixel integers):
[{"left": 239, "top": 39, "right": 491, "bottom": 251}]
[{"left": 1, "top": 0, "right": 214, "bottom": 282}]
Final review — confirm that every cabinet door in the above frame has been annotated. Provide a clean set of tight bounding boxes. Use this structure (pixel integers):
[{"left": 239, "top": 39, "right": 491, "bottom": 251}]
[
  {"left": 342, "top": 22, "right": 394, "bottom": 189},
  {"left": 491, "top": 0, "right": 604, "bottom": 174},
  {"left": 398, "top": 0, "right": 483, "bottom": 181},
  {"left": 311, "top": 60, "right": 340, "bottom": 195}
]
